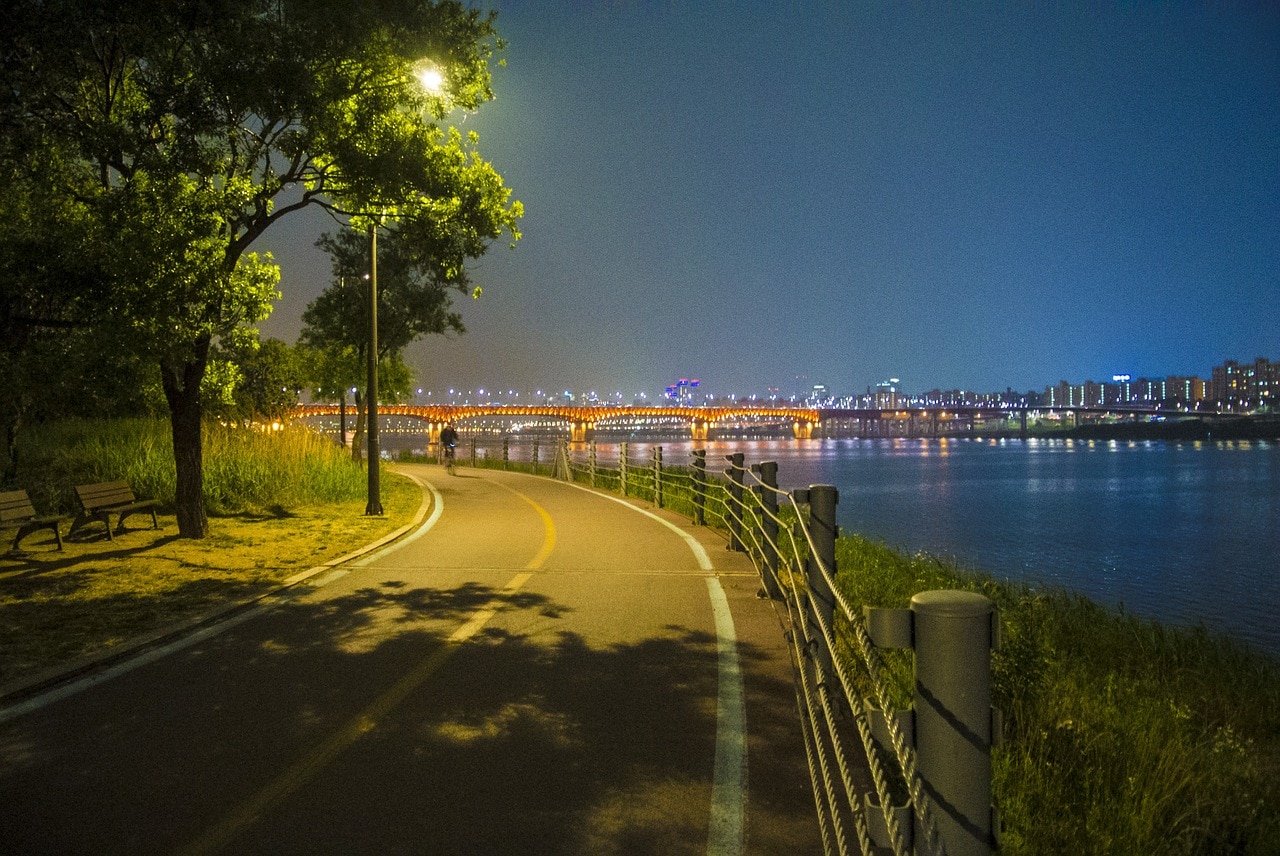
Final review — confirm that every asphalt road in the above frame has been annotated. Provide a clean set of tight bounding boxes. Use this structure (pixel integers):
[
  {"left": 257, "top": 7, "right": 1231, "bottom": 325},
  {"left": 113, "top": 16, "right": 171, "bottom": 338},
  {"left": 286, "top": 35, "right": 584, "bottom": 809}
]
[{"left": 0, "top": 465, "right": 820, "bottom": 854}]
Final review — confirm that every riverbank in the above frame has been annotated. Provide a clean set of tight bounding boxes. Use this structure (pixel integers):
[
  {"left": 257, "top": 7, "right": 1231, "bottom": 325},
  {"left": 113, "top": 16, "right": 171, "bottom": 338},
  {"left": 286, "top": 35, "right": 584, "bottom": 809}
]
[
  {"left": 1062, "top": 414, "right": 1280, "bottom": 441},
  {"left": 834, "top": 532, "right": 1280, "bottom": 854}
]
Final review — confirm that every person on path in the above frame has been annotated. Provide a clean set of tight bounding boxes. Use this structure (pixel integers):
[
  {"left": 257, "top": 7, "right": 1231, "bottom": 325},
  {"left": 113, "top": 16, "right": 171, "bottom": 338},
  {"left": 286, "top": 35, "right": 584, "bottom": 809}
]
[{"left": 440, "top": 423, "right": 459, "bottom": 474}]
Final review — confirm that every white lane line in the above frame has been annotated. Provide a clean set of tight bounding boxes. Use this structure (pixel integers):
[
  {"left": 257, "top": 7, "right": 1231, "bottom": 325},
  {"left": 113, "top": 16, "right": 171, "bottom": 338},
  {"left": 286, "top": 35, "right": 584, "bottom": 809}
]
[
  {"left": 705, "top": 576, "right": 747, "bottom": 856},
  {"left": 551, "top": 478, "right": 744, "bottom": 853},
  {"left": 351, "top": 474, "right": 445, "bottom": 567},
  {"left": 556, "top": 480, "right": 714, "bottom": 571},
  {"left": 0, "top": 604, "right": 274, "bottom": 726}
]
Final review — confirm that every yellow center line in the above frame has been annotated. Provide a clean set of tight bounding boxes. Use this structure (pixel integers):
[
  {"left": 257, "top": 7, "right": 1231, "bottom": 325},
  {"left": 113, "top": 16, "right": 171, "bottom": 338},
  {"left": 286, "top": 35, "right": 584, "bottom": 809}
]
[
  {"left": 175, "top": 481, "right": 555, "bottom": 856},
  {"left": 448, "top": 484, "right": 555, "bottom": 642}
]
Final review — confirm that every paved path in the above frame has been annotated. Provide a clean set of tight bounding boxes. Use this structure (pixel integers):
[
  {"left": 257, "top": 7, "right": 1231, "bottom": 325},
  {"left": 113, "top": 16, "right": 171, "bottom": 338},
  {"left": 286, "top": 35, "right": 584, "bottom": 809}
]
[{"left": 0, "top": 465, "right": 820, "bottom": 854}]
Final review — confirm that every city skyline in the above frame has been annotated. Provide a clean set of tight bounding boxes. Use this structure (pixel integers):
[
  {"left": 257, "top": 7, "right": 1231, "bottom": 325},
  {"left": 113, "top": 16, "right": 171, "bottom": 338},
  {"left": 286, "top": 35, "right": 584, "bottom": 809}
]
[
  {"left": 258, "top": 3, "right": 1279, "bottom": 399},
  {"left": 377, "top": 351, "right": 1274, "bottom": 412}
]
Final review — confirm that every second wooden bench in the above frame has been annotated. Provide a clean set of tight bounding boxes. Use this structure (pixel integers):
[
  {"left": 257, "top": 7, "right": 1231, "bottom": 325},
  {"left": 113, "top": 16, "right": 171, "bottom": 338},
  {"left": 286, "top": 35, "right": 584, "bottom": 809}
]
[{"left": 71, "top": 481, "right": 160, "bottom": 541}]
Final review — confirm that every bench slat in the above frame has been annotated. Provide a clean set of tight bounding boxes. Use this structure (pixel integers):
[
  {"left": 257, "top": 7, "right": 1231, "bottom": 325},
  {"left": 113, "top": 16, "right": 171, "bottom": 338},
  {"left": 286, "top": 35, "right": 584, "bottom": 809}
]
[
  {"left": 76, "top": 481, "right": 138, "bottom": 511},
  {"left": 1, "top": 490, "right": 39, "bottom": 524}
]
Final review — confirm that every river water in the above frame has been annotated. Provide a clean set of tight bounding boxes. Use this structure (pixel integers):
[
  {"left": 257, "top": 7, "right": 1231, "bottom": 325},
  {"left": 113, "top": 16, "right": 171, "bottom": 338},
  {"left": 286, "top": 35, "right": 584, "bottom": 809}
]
[{"left": 382, "top": 431, "right": 1279, "bottom": 656}]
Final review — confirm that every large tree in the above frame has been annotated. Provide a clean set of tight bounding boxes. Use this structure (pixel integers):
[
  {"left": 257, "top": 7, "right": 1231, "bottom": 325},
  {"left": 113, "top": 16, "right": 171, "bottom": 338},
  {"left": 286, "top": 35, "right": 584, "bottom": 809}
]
[{"left": 0, "top": 0, "right": 521, "bottom": 536}]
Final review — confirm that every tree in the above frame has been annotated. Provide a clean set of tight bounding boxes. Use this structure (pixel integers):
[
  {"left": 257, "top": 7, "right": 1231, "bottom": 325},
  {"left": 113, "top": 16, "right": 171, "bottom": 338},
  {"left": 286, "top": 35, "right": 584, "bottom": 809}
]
[
  {"left": 0, "top": 156, "right": 166, "bottom": 479},
  {"left": 209, "top": 334, "right": 306, "bottom": 426},
  {"left": 0, "top": 0, "right": 522, "bottom": 536},
  {"left": 300, "top": 224, "right": 470, "bottom": 457},
  {"left": 298, "top": 341, "right": 413, "bottom": 457}
]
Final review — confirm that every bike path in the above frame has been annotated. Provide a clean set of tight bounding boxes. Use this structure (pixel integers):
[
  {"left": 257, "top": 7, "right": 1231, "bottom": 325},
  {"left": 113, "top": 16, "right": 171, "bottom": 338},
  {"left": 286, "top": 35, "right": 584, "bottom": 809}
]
[{"left": 0, "top": 465, "right": 819, "bottom": 854}]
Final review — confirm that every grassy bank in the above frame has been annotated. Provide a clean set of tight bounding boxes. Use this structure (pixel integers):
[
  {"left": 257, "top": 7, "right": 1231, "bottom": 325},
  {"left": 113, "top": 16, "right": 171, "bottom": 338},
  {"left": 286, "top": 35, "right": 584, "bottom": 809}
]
[
  {"left": 836, "top": 535, "right": 1280, "bottom": 855},
  {"left": 1, "top": 419, "right": 421, "bottom": 689}
]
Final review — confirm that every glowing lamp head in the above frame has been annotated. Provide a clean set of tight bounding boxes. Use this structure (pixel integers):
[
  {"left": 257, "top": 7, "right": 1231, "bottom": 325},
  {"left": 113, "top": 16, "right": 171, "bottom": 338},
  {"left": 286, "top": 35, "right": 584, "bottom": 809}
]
[{"left": 412, "top": 61, "right": 445, "bottom": 94}]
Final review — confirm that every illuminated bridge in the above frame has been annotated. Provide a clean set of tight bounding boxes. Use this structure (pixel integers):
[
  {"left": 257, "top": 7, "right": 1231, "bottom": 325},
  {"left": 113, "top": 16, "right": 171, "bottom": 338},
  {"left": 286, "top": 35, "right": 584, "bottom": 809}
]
[
  {"left": 294, "top": 401, "right": 1190, "bottom": 441},
  {"left": 293, "top": 403, "right": 822, "bottom": 440}
]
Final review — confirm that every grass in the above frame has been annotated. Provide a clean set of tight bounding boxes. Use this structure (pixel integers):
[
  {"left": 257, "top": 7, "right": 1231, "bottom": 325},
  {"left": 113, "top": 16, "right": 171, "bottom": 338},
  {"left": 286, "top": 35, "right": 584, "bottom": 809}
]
[
  {"left": 834, "top": 534, "right": 1280, "bottom": 855},
  {"left": 15, "top": 418, "right": 370, "bottom": 515},
  {"left": 1, "top": 419, "right": 422, "bottom": 689}
]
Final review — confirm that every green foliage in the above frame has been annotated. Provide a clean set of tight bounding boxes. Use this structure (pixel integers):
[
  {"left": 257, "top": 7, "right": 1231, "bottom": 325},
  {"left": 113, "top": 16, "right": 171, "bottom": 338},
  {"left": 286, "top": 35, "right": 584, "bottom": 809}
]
[
  {"left": 305, "top": 225, "right": 472, "bottom": 354},
  {"left": 207, "top": 335, "right": 306, "bottom": 424},
  {"left": 832, "top": 536, "right": 1280, "bottom": 855},
  {"left": 1, "top": 0, "right": 521, "bottom": 536},
  {"left": 8, "top": 418, "right": 367, "bottom": 515}
]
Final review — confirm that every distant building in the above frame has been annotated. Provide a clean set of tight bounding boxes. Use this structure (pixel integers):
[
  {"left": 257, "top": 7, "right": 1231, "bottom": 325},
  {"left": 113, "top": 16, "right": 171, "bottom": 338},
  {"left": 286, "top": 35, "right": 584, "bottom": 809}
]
[
  {"left": 1163, "top": 376, "right": 1206, "bottom": 408},
  {"left": 873, "top": 379, "right": 900, "bottom": 409},
  {"left": 1212, "top": 358, "right": 1278, "bottom": 413},
  {"left": 664, "top": 378, "right": 699, "bottom": 404},
  {"left": 808, "top": 384, "right": 833, "bottom": 407},
  {"left": 845, "top": 357, "right": 1274, "bottom": 415}
]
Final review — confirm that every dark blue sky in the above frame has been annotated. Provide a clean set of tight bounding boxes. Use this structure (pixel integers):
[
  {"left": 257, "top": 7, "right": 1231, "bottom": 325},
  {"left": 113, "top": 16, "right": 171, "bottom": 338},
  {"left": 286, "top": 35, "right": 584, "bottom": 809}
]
[{"left": 258, "top": 2, "right": 1279, "bottom": 400}]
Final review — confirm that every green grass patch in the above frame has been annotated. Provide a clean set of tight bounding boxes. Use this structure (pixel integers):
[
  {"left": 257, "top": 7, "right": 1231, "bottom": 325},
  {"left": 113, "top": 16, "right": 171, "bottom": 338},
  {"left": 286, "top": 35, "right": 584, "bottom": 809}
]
[
  {"left": 835, "top": 534, "right": 1280, "bottom": 855},
  {"left": 0, "top": 474, "right": 419, "bottom": 687}
]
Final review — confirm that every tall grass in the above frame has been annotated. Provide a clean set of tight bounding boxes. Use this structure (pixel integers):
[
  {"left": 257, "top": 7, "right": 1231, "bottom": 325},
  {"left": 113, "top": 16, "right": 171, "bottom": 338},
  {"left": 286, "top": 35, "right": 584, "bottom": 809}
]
[
  {"left": 200, "top": 422, "right": 367, "bottom": 511},
  {"left": 835, "top": 534, "right": 1280, "bottom": 855},
  {"left": 9, "top": 418, "right": 368, "bottom": 514}
]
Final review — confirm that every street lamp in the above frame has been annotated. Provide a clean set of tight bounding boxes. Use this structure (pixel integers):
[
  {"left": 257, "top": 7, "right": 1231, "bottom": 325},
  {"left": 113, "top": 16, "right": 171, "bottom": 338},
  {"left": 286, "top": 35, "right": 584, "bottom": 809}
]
[
  {"left": 365, "top": 224, "right": 383, "bottom": 515},
  {"left": 365, "top": 60, "right": 448, "bottom": 516}
]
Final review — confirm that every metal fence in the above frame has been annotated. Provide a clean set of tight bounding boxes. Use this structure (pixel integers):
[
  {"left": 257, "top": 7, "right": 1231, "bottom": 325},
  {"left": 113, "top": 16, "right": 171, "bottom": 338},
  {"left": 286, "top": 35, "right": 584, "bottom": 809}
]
[{"left": 420, "top": 436, "right": 999, "bottom": 856}]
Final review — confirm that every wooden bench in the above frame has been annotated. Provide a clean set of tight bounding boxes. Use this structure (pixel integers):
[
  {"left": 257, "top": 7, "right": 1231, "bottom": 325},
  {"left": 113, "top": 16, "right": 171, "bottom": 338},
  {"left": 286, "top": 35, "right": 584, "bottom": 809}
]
[
  {"left": 71, "top": 481, "right": 160, "bottom": 541},
  {"left": 1, "top": 489, "right": 67, "bottom": 552}
]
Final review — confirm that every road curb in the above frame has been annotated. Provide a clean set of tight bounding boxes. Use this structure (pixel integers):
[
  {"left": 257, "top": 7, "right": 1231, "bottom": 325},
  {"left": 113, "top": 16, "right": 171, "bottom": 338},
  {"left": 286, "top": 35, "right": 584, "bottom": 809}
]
[{"left": 0, "top": 470, "right": 435, "bottom": 707}]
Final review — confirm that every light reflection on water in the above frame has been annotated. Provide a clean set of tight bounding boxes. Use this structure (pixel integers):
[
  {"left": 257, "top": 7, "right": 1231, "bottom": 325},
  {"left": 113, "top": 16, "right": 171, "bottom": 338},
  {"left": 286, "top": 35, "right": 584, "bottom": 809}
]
[{"left": 388, "top": 431, "right": 1280, "bottom": 656}]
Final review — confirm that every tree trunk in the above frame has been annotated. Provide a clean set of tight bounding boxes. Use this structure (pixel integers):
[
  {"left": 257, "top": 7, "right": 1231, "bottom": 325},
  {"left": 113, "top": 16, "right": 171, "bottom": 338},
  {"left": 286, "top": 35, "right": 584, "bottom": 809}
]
[
  {"left": 1, "top": 411, "right": 19, "bottom": 484},
  {"left": 350, "top": 388, "right": 367, "bottom": 465},
  {"left": 161, "top": 340, "right": 209, "bottom": 539}
]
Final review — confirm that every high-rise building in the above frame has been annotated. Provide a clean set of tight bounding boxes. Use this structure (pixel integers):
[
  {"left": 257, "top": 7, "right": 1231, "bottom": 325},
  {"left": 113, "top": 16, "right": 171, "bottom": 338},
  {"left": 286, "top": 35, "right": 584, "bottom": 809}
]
[
  {"left": 874, "top": 379, "right": 900, "bottom": 409},
  {"left": 1212, "top": 358, "right": 1277, "bottom": 412}
]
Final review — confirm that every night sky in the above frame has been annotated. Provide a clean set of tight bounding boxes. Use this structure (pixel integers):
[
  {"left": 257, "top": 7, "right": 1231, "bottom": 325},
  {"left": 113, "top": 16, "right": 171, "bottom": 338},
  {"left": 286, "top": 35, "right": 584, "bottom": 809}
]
[{"left": 257, "top": 2, "right": 1280, "bottom": 401}]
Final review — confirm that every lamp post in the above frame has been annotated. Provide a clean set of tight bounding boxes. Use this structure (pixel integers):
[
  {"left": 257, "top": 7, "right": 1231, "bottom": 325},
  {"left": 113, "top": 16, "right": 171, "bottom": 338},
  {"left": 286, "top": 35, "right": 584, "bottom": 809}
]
[
  {"left": 366, "top": 223, "right": 383, "bottom": 515},
  {"left": 365, "top": 59, "right": 445, "bottom": 517}
]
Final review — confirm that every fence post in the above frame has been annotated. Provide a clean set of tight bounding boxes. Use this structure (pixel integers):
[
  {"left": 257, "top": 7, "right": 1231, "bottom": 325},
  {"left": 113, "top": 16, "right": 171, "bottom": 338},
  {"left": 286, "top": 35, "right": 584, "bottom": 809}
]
[
  {"left": 620, "top": 442, "right": 629, "bottom": 496},
  {"left": 589, "top": 441, "right": 597, "bottom": 487},
  {"left": 752, "top": 461, "right": 782, "bottom": 599},
  {"left": 692, "top": 449, "right": 706, "bottom": 525},
  {"left": 724, "top": 452, "right": 745, "bottom": 551},
  {"left": 470, "top": 437, "right": 477, "bottom": 468},
  {"left": 653, "top": 445, "right": 664, "bottom": 508},
  {"left": 911, "top": 590, "right": 996, "bottom": 856},
  {"left": 532, "top": 439, "right": 539, "bottom": 475},
  {"left": 799, "top": 485, "right": 838, "bottom": 677},
  {"left": 554, "top": 438, "right": 571, "bottom": 480},
  {"left": 503, "top": 435, "right": 510, "bottom": 470}
]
